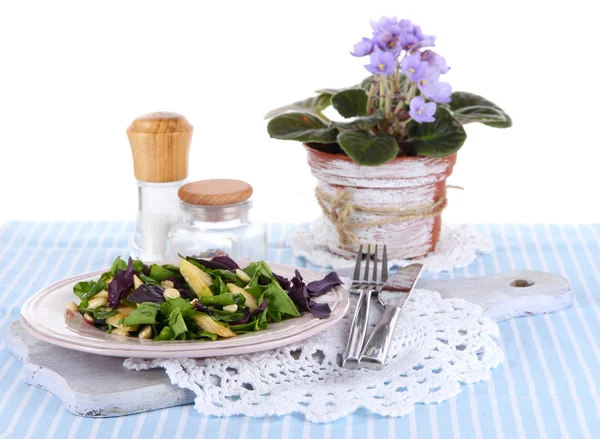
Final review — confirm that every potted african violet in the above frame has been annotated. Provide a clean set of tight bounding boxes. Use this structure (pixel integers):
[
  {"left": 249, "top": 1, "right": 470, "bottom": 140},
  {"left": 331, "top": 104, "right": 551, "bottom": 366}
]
[{"left": 265, "top": 17, "right": 511, "bottom": 259}]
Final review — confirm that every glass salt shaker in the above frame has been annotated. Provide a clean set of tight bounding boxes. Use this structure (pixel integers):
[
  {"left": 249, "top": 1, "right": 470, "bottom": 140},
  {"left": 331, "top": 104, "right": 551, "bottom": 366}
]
[
  {"left": 167, "top": 179, "right": 267, "bottom": 260},
  {"left": 127, "top": 112, "right": 193, "bottom": 261}
]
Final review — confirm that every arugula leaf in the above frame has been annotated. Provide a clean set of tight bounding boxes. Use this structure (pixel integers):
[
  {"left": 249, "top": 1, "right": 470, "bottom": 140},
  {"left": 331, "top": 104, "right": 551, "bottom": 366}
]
[
  {"left": 195, "top": 331, "right": 218, "bottom": 340},
  {"left": 168, "top": 308, "right": 188, "bottom": 337},
  {"left": 154, "top": 326, "right": 176, "bottom": 341},
  {"left": 81, "top": 280, "right": 108, "bottom": 301},
  {"left": 207, "top": 309, "right": 247, "bottom": 322},
  {"left": 77, "top": 304, "right": 118, "bottom": 321},
  {"left": 198, "top": 293, "right": 243, "bottom": 307},
  {"left": 139, "top": 274, "right": 159, "bottom": 285},
  {"left": 122, "top": 302, "right": 160, "bottom": 326},
  {"left": 261, "top": 283, "right": 300, "bottom": 322},
  {"left": 108, "top": 256, "right": 128, "bottom": 276},
  {"left": 133, "top": 260, "right": 145, "bottom": 273},
  {"left": 230, "top": 319, "right": 268, "bottom": 334},
  {"left": 244, "top": 285, "right": 268, "bottom": 300},
  {"left": 161, "top": 297, "right": 198, "bottom": 318},
  {"left": 149, "top": 264, "right": 182, "bottom": 282},
  {"left": 244, "top": 261, "right": 274, "bottom": 287},
  {"left": 209, "top": 276, "right": 229, "bottom": 296},
  {"left": 73, "top": 281, "right": 95, "bottom": 299},
  {"left": 93, "top": 308, "right": 118, "bottom": 320}
]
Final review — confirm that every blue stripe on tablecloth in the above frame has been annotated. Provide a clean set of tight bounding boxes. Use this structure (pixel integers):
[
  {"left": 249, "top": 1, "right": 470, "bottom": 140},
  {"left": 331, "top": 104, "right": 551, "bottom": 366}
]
[{"left": 0, "top": 222, "right": 599, "bottom": 438}]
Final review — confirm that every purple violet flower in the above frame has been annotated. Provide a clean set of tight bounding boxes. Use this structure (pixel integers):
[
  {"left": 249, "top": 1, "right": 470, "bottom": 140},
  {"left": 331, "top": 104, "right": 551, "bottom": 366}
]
[
  {"left": 370, "top": 16, "right": 398, "bottom": 32},
  {"left": 400, "top": 53, "right": 428, "bottom": 81},
  {"left": 411, "top": 25, "right": 436, "bottom": 51},
  {"left": 398, "top": 29, "right": 419, "bottom": 50},
  {"left": 351, "top": 37, "right": 375, "bottom": 57},
  {"left": 416, "top": 68, "right": 441, "bottom": 96},
  {"left": 421, "top": 50, "right": 450, "bottom": 74},
  {"left": 371, "top": 17, "right": 402, "bottom": 53},
  {"left": 398, "top": 19, "right": 413, "bottom": 30},
  {"left": 365, "top": 51, "right": 396, "bottom": 76},
  {"left": 428, "top": 82, "right": 452, "bottom": 104},
  {"left": 409, "top": 96, "right": 436, "bottom": 123}
]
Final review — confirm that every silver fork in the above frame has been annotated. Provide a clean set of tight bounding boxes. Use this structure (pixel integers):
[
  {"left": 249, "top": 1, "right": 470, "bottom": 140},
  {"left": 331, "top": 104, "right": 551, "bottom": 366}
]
[{"left": 342, "top": 244, "right": 388, "bottom": 369}]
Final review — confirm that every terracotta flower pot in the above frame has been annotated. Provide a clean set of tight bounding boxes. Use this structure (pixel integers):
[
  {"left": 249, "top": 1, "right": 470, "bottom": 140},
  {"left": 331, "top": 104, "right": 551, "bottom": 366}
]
[{"left": 305, "top": 145, "right": 457, "bottom": 260}]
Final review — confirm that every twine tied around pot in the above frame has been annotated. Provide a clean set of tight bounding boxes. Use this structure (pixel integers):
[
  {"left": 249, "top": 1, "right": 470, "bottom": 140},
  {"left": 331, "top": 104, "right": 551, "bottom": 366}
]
[{"left": 315, "top": 187, "right": 450, "bottom": 245}]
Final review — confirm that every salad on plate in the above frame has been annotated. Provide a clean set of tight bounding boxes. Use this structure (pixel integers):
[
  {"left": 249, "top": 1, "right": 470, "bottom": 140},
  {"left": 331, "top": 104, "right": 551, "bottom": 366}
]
[{"left": 65, "top": 255, "right": 341, "bottom": 341}]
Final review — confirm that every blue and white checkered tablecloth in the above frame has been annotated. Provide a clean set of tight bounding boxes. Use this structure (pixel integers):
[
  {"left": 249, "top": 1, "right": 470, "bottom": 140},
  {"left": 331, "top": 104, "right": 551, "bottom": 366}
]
[{"left": 0, "top": 221, "right": 599, "bottom": 439}]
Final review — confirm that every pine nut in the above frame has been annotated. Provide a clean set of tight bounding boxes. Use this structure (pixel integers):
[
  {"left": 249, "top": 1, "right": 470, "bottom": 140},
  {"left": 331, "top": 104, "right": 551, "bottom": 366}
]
[
  {"left": 138, "top": 325, "right": 153, "bottom": 339},
  {"left": 110, "top": 328, "right": 129, "bottom": 337},
  {"left": 161, "top": 280, "right": 175, "bottom": 288},
  {"left": 222, "top": 304, "right": 238, "bottom": 313},
  {"left": 163, "top": 288, "right": 180, "bottom": 299},
  {"left": 236, "top": 269, "right": 251, "bottom": 283},
  {"left": 65, "top": 301, "right": 79, "bottom": 314}
]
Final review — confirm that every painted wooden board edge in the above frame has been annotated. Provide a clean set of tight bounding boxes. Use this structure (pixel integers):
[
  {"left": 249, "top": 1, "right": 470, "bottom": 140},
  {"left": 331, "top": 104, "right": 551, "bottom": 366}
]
[{"left": 6, "top": 322, "right": 194, "bottom": 417}]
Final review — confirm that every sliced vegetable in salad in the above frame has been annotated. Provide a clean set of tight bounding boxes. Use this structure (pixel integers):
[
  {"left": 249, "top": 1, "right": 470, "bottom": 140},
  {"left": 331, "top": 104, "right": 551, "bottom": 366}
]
[{"left": 65, "top": 255, "right": 342, "bottom": 340}]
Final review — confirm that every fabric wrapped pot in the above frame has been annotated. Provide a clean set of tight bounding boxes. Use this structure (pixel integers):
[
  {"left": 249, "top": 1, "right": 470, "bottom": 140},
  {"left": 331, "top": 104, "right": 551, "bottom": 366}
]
[{"left": 305, "top": 145, "right": 457, "bottom": 260}]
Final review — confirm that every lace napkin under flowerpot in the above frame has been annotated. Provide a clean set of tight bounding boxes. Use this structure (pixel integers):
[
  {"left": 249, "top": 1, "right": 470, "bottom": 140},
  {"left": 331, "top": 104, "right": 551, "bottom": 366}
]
[
  {"left": 306, "top": 145, "right": 457, "bottom": 260},
  {"left": 124, "top": 289, "right": 504, "bottom": 422},
  {"left": 290, "top": 217, "right": 493, "bottom": 273}
]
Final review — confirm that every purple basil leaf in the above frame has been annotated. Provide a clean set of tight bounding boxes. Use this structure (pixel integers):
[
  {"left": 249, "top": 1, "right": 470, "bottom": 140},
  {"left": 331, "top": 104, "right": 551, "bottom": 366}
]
[
  {"left": 107, "top": 257, "right": 135, "bottom": 307},
  {"left": 189, "top": 255, "right": 239, "bottom": 271},
  {"left": 230, "top": 299, "right": 268, "bottom": 326},
  {"left": 273, "top": 272, "right": 291, "bottom": 291},
  {"left": 178, "top": 288, "right": 196, "bottom": 300},
  {"left": 287, "top": 270, "right": 310, "bottom": 312},
  {"left": 306, "top": 272, "right": 342, "bottom": 297},
  {"left": 128, "top": 284, "right": 165, "bottom": 304},
  {"left": 229, "top": 308, "right": 251, "bottom": 325},
  {"left": 142, "top": 264, "right": 151, "bottom": 276},
  {"left": 287, "top": 269, "right": 332, "bottom": 318},
  {"left": 193, "top": 300, "right": 214, "bottom": 315},
  {"left": 307, "top": 300, "right": 332, "bottom": 318}
]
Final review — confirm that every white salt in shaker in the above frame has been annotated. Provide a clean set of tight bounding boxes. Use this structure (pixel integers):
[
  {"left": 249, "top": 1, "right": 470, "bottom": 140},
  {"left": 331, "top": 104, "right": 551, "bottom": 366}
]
[{"left": 126, "top": 112, "right": 193, "bottom": 260}]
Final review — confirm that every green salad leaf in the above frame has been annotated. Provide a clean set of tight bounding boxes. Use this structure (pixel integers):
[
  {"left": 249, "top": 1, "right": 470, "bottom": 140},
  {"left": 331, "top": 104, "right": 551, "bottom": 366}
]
[
  {"left": 73, "top": 281, "right": 95, "bottom": 299},
  {"left": 72, "top": 256, "right": 338, "bottom": 342},
  {"left": 122, "top": 302, "right": 160, "bottom": 326},
  {"left": 149, "top": 264, "right": 182, "bottom": 282}
]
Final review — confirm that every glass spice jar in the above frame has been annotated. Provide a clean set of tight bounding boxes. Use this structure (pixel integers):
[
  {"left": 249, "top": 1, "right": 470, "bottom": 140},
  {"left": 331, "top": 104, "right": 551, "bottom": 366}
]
[
  {"left": 167, "top": 179, "right": 267, "bottom": 260},
  {"left": 127, "top": 112, "right": 193, "bottom": 261}
]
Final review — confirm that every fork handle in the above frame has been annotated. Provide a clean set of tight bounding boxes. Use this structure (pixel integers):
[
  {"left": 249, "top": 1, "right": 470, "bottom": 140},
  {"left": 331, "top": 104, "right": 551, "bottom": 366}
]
[
  {"left": 342, "top": 287, "right": 372, "bottom": 369},
  {"left": 358, "top": 305, "right": 401, "bottom": 370}
]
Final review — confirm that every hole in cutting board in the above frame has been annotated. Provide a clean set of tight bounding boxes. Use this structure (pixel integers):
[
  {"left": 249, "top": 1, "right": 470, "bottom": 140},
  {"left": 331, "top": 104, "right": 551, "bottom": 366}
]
[{"left": 511, "top": 279, "right": 535, "bottom": 288}]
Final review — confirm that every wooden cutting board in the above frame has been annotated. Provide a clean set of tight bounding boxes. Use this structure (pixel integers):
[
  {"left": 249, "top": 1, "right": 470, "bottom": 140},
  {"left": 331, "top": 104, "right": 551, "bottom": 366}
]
[{"left": 6, "top": 270, "right": 572, "bottom": 417}]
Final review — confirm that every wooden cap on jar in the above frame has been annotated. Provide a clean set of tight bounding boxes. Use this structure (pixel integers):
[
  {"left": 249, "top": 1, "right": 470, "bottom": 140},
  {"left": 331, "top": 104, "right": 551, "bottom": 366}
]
[
  {"left": 178, "top": 179, "right": 253, "bottom": 206},
  {"left": 127, "top": 112, "right": 193, "bottom": 182}
]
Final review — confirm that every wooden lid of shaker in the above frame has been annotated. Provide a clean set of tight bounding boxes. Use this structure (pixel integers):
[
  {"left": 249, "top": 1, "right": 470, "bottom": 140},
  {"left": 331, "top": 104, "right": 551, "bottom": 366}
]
[
  {"left": 178, "top": 179, "right": 253, "bottom": 206},
  {"left": 127, "top": 112, "right": 193, "bottom": 182}
]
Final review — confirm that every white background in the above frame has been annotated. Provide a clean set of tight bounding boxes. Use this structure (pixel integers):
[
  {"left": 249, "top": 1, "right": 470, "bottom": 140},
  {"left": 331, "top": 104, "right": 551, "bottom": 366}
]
[{"left": 0, "top": 0, "right": 597, "bottom": 226}]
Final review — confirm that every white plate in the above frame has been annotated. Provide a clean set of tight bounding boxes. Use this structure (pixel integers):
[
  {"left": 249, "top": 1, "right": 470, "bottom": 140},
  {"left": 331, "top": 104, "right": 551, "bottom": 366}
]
[{"left": 20, "top": 261, "right": 349, "bottom": 358}]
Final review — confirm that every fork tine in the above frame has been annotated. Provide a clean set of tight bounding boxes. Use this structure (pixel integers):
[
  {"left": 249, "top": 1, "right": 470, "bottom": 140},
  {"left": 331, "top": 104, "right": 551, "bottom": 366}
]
[
  {"left": 363, "top": 244, "right": 371, "bottom": 281},
  {"left": 372, "top": 244, "right": 378, "bottom": 282},
  {"left": 381, "top": 244, "right": 388, "bottom": 282},
  {"left": 353, "top": 244, "right": 363, "bottom": 281}
]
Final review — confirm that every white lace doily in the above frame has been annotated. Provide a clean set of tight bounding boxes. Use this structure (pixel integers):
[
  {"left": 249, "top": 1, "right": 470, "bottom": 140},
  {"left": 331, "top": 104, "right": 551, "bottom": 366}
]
[
  {"left": 124, "top": 290, "right": 503, "bottom": 422},
  {"left": 289, "top": 218, "right": 493, "bottom": 273}
]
